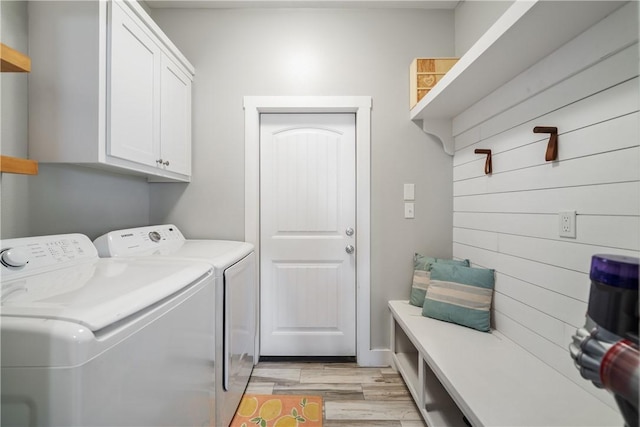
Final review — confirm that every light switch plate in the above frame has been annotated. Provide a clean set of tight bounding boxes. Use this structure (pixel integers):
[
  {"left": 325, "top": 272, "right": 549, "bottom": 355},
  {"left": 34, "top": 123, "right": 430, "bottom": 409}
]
[
  {"left": 404, "top": 202, "right": 415, "bottom": 219},
  {"left": 404, "top": 183, "right": 415, "bottom": 201}
]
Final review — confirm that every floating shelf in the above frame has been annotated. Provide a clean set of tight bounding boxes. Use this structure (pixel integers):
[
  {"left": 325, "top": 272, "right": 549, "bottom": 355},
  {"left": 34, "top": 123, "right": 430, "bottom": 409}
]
[
  {"left": 410, "top": 0, "right": 625, "bottom": 154},
  {"left": 411, "top": 0, "right": 624, "bottom": 122},
  {"left": 1, "top": 43, "right": 31, "bottom": 72},
  {"left": 0, "top": 155, "right": 39, "bottom": 175}
]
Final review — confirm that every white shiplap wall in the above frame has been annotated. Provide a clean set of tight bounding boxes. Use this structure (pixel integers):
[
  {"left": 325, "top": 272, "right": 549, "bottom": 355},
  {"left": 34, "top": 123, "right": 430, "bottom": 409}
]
[{"left": 452, "top": 2, "right": 639, "bottom": 409}]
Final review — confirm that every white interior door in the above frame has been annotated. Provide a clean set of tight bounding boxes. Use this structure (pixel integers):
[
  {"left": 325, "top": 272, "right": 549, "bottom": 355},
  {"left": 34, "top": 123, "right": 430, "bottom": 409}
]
[{"left": 260, "top": 113, "right": 356, "bottom": 356}]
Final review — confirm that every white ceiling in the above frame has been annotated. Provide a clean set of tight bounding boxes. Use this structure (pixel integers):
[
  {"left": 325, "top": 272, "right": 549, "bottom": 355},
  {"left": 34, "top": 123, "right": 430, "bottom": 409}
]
[{"left": 144, "top": 0, "right": 462, "bottom": 9}]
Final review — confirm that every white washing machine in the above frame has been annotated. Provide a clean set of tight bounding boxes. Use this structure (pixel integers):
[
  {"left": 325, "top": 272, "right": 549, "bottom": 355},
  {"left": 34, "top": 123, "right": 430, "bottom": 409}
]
[
  {"left": 0, "top": 233, "right": 216, "bottom": 427},
  {"left": 93, "top": 225, "right": 257, "bottom": 427}
]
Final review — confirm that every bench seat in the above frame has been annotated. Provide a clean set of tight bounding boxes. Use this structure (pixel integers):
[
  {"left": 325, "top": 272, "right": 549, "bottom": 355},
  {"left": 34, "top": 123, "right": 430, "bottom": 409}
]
[{"left": 389, "top": 300, "right": 622, "bottom": 427}]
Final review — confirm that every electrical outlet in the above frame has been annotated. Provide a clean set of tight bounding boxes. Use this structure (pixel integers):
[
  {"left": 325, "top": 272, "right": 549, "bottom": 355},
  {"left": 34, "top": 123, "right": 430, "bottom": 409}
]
[{"left": 559, "top": 210, "right": 576, "bottom": 238}]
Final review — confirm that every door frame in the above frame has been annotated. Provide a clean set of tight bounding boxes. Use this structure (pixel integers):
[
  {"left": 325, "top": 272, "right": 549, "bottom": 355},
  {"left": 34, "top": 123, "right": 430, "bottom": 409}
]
[{"left": 244, "top": 96, "right": 379, "bottom": 366}]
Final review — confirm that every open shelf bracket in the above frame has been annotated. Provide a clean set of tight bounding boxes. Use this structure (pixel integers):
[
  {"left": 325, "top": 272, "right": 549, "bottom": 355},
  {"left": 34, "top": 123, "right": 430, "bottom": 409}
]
[{"left": 414, "top": 119, "right": 454, "bottom": 156}]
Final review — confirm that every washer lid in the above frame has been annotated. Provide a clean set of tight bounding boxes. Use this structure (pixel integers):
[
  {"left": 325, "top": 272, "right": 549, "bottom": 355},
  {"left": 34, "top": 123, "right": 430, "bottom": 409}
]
[
  {"left": 1, "top": 258, "right": 212, "bottom": 332},
  {"left": 112, "top": 239, "right": 254, "bottom": 266},
  {"left": 162, "top": 240, "right": 254, "bottom": 270}
]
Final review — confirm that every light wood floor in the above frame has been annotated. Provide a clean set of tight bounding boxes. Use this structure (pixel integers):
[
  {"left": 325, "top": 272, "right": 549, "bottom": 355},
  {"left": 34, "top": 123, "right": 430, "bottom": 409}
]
[{"left": 245, "top": 361, "right": 427, "bottom": 427}]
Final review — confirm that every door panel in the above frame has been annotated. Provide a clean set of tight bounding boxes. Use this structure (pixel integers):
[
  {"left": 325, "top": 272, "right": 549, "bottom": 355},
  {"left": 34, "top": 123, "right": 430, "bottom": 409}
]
[
  {"left": 260, "top": 113, "right": 356, "bottom": 356},
  {"left": 273, "top": 262, "right": 340, "bottom": 328},
  {"left": 274, "top": 130, "right": 339, "bottom": 232}
]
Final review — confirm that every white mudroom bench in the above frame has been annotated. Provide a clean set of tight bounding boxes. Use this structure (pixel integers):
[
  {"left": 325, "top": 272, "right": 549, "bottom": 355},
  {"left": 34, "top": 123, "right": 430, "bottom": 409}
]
[{"left": 388, "top": 300, "right": 622, "bottom": 427}]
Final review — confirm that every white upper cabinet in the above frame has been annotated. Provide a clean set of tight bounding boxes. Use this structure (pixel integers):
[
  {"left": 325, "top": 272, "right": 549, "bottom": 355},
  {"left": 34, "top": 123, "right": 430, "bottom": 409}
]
[
  {"left": 109, "top": 2, "right": 161, "bottom": 169},
  {"left": 28, "top": 0, "right": 194, "bottom": 182},
  {"left": 159, "top": 54, "right": 192, "bottom": 176}
]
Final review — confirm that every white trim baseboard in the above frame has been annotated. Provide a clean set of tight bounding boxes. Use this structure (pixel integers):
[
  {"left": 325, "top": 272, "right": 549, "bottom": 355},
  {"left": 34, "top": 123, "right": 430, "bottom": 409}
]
[
  {"left": 243, "top": 96, "right": 377, "bottom": 366},
  {"left": 360, "top": 348, "right": 392, "bottom": 367}
]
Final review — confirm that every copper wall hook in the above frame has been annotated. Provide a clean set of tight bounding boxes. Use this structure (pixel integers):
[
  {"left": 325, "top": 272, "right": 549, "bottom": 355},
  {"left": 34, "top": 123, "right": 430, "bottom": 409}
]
[
  {"left": 474, "top": 149, "right": 492, "bottom": 175},
  {"left": 533, "top": 126, "right": 558, "bottom": 161}
]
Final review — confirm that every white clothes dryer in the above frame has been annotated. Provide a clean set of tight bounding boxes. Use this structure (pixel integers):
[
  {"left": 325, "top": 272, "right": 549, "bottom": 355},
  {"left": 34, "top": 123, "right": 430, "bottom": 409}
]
[
  {"left": 0, "top": 233, "right": 216, "bottom": 427},
  {"left": 94, "top": 225, "right": 257, "bottom": 427}
]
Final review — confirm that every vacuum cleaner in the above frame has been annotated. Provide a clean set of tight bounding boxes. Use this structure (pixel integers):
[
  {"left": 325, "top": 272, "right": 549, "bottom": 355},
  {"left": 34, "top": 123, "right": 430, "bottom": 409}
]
[{"left": 570, "top": 254, "right": 639, "bottom": 427}]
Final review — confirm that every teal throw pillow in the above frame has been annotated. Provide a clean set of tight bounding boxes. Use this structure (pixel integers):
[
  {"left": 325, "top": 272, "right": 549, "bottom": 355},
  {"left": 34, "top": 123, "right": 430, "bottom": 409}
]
[
  {"left": 409, "top": 254, "right": 470, "bottom": 307},
  {"left": 422, "top": 263, "right": 495, "bottom": 332}
]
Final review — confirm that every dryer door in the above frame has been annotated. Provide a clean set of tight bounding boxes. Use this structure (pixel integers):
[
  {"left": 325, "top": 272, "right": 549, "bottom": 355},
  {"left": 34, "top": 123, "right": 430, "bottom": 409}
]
[
  {"left": 222, "top": 252, "right": 257, "bottom": 422},
  {"left": 216, "top": 252, "right": 258, "bottom": 426}
]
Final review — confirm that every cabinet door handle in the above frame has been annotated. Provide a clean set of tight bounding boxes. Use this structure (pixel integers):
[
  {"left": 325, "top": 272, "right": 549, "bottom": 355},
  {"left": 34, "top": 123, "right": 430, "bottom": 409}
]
[
  {"left": 156, "top": 159, "right": 163, "bottom": 164},
  {"left": 163, "top": 160, "right": 170, "bottom": 166}
]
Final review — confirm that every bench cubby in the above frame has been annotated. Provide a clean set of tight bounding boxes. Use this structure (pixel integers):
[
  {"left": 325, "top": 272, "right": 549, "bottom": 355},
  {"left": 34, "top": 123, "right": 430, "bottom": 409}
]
[{"left": 389, "top": 300, "right": 622, "bottom": 427}]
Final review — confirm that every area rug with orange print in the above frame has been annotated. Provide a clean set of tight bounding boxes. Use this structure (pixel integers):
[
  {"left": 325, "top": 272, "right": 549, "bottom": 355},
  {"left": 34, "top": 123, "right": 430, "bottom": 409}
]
[{"left": 230, "top": 394, "right": 323, "bottom": 427}]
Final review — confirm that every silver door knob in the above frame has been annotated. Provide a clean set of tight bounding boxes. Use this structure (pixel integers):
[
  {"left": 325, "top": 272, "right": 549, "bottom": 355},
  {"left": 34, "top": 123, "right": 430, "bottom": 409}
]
[
  {"left": 345, "top": 227, "right": 354, "bottom": 236},
  {"left": 345, "top": 245, "right": 355, "bottom": 254},
  {"left": 163, "top": 160, "right": 170, "bottom": 166}
]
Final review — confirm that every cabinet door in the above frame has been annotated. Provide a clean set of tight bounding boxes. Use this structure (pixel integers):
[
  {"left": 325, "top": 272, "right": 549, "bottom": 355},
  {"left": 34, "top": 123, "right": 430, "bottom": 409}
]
[
  {"left": 108, "top": 2, "right": 160, "bottom": 167},
  {"left": 160, "top": 54, "right": 192, "bottom": 176}
]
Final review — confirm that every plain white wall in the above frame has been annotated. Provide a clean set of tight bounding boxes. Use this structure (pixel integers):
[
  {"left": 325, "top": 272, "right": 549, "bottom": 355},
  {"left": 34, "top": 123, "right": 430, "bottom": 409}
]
[
  {"left": 454, "top": 0, "right": 513, "bottom": 56},
  {"left": 149, "top": 7, "right": 455, "bottom": 349},
  {"left": 27, "top": 164, "right": 151, "bottom": 239}
]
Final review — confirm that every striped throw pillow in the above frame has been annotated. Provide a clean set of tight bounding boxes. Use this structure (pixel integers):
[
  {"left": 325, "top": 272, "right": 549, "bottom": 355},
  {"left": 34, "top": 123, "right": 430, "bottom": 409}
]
[
  {"left": 410, "top": 269, "right": 431, "bottom": 306},
  {"left": 422, "top": 263, "right": 495, "bottom": 332},
  {"left": 409, "top": 254, "right": 470, "bottom": 307}
]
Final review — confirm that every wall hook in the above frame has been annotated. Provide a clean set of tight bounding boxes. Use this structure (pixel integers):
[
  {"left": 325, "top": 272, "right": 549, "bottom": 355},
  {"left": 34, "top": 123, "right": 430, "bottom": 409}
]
[
  {"left": 474, "top": 149, "right": 492, "bottom": 175},
  {"left": 533, "top": 126, "right": 558, "bottom": 161}
]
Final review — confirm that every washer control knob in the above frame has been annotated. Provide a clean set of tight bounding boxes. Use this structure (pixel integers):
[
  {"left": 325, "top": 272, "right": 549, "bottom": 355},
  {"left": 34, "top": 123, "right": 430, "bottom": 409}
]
[
  {"left": 1, "top": 248, "right": 29, "bottom": 268},
  {"left": 148, "top": 231, "right": 162, "bottom": 243}
]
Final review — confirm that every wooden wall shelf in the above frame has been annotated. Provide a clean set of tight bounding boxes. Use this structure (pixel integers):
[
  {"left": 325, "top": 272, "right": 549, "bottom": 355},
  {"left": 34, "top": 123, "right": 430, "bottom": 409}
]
[
  {"left": 410, "top": 0, "right": 625, "bottom": 155},
  {"left": 1, "top": 44, "right": 38, "bottom": 175},
  {"left": 1, "top": 43, "right": 31, "bottom": 72},
  {"left": 0, "top": 155, "right": 38, "bottom": 175}
]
